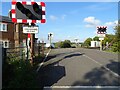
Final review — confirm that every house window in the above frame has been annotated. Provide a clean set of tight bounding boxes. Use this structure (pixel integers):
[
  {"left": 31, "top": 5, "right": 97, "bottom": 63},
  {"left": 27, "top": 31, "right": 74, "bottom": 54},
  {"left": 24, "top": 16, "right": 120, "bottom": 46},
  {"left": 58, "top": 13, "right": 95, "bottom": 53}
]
[
  {"left": 0, "top": 23, "right": 7, "bottom": 32},
  {"left": 0, "top": 23, "right": 1, "bottom": 31},
  {"left": 5, "top": 42, "right": 8, "bottom": 47},
  {"left": 3, "top": 41, "right": 9, "bottom": 48}
]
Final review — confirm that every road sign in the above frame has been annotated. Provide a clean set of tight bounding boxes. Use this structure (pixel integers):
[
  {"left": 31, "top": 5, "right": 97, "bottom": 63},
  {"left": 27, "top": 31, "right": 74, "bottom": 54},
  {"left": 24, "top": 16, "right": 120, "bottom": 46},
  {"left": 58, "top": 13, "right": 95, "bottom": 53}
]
[
  {"left": 23, "top": 26, "right": 39, "bottom": 33},
  {"left": 97, "top": 33, "right": 106, "bottom": 38},
  {"left": 99, "top": 37, "right": 104, "bottom": 40},
  {"left": 11, "top": 1, "right": 46, "bottom": 23},
  {"left": 97, "top": 26, "right": 107, "bottom": 34}
]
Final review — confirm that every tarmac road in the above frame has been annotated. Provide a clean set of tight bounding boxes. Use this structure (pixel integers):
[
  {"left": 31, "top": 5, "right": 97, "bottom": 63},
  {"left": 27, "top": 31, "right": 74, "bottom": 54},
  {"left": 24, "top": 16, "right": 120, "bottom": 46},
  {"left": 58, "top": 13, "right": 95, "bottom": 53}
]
[{"left": 37, "top": 48, "right": 120, "bottom": 90}]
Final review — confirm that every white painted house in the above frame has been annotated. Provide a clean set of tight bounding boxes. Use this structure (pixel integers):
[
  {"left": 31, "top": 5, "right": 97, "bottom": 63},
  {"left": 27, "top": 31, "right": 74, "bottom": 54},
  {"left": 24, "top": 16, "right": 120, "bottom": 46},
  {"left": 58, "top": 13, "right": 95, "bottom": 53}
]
[{"left": 91, "top": 41, "right": 100, "bottom": 47}]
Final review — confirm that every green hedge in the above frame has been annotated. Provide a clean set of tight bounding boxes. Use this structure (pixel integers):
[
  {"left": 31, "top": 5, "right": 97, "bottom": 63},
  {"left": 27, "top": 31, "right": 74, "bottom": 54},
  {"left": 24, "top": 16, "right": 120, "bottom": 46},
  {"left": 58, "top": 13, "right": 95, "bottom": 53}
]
[{"left": 3, "top": 58, "right": 39, "bottom": 88}]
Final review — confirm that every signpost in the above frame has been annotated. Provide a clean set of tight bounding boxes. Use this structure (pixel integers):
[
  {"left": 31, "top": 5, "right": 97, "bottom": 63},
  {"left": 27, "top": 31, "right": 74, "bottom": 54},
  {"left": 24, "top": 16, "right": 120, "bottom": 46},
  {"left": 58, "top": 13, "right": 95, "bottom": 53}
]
[
  {"left": 11, "top": 0, "right": 46, "bottom": 65},
  {"left": 97, "top": 26, "right": 107, "bottom": 51},
  {"left": 23, "top": 26, "right": 39, "bottom": 34}
]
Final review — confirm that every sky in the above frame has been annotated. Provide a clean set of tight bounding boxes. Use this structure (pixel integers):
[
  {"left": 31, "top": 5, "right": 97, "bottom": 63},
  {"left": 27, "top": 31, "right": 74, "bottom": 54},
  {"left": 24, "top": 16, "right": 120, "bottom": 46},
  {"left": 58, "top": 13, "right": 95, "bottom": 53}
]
[{"left": 1, "top": 1, "right": 119, "bottom": 43}]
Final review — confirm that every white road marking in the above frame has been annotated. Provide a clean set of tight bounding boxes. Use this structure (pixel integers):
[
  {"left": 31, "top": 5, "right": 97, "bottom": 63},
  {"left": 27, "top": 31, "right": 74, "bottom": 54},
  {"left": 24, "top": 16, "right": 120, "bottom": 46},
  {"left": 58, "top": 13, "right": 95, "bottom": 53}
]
[
  {"left": 83, "top": 54, "right": 120, "bottom": 78},
  {"left": 36, "top": 49, "right": 51, "bottom": 72},
  {"left": 44, "top": 86, "right": 119, "bottom": 89},
  {"left": 43, "top": 49, "right": 52, "bottom": 62}
]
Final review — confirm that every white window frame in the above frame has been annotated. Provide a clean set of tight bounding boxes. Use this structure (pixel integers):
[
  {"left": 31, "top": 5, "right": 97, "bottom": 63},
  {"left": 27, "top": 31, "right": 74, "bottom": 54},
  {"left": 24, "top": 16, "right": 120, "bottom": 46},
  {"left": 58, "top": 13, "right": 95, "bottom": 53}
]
[
  {"left": 0, "top": 23, "right": 7, "bottom": 32},
  {"left": 0, "top": 24, "right": 1, "bottom": 31},
  {"left": 0, "top": 40, "right": 9, "bottom": 48}
]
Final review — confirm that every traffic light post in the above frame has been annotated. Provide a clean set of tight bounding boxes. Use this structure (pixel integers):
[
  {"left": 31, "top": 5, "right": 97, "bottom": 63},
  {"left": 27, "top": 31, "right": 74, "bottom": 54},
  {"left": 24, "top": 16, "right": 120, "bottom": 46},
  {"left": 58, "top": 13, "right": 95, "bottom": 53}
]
[
  {"left": 48, "top": 33, "right": 53, "bottom": 48},
  {"left": 50, "top": 35, "right": 52, "bottom": 48}
]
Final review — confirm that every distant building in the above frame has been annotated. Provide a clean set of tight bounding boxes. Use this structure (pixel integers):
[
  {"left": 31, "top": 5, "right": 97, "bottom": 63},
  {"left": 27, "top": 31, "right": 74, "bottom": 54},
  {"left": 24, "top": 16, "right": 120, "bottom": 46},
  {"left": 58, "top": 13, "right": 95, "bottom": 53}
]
[
  {"left": 0, "top": 15, "right": 28, "bottom": 48},
  {"left": 91, "top": 41, "right": 100, "bottom": 47}
]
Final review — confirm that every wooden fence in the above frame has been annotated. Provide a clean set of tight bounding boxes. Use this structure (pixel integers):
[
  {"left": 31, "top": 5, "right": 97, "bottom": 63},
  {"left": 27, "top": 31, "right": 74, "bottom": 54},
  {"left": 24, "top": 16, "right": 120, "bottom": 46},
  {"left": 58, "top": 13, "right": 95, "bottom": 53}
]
[{"left": 2, "top": 42, "right": 44, "bottom": 63}]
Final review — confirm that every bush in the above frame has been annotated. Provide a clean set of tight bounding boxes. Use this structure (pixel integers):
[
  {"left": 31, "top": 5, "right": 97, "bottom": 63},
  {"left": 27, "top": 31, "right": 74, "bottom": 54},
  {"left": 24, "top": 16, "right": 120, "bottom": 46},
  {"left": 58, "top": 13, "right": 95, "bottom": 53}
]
[
  {"left": 83, "top": 38, "right": 92, "bottom": 47},
  {"left": 3, "top": 58, "right": 39, "bottom": 88},
  {"left": 111, "top": 42, "right": 118, "bottom": 52},
  {"left": 55, "top": 40, "right": 71, "bottom": 48},
  {"left": 3, "top": 59, "right": 14, "bottom": 87},
  {"left": 61, "top": 40, "right": 71, "bottom": 48}
]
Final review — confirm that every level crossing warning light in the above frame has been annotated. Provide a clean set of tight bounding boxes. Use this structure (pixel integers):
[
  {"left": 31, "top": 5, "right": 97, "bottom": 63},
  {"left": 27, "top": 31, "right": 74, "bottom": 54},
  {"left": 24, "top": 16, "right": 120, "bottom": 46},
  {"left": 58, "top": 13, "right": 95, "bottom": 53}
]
[{"left": 11, "top": 1, "right": 46, "bottom": 23}]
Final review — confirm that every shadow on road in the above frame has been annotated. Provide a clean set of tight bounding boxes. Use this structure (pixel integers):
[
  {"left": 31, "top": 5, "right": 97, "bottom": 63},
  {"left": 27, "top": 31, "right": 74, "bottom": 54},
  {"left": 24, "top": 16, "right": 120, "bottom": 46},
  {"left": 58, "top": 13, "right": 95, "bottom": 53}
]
[
  {"left": 37, "top": 65, "right": 66, "bottom": 87},
  {"left": 44, "top": 53, "right": 67, "bottom": 62},
  {"left": 106, "top": 60, "right": 120, "bottom": 75},
  {"left": 70, "top": 61, "right": 120, "bottom": 87},
  {"left": 45, "top": 55, "right": 57, "bottom": 62},
  {"left": 44, "top": 52, "right": 85, "bottom": 63},
  {"left": 43, "top": 53, "right": 84, "bottom": 67},
  {"left": 64, "top": 53, "right": 84, "bottom": 59}
]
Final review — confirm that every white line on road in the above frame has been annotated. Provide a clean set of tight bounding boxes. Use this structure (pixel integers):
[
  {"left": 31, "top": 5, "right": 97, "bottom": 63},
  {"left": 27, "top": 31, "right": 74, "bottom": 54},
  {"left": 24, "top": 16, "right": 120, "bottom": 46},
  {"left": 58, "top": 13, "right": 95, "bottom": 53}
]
[
  {"left": 44, "top": 86, "right": 119, "bottom": 89},
  {"left": 43, "top": 49, "right": 52, "bottom": 62},
  {"left": 36, "top": 49, "right": 51, "bottom": 72},
  {"left": 83, "top": 54, "right": 120, "bottom": 78}
]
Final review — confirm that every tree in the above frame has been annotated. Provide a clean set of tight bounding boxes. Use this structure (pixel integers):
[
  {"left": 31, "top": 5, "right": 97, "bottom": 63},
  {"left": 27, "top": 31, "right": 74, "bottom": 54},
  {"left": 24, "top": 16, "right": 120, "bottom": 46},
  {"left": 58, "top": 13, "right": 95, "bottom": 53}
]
[
  {"left": 55, "top": 41, "right": 63, "bottom": 48},
  {"left": 62, "top": 40, "right": 71, "bottom": 48},
  {"left": 55, "top": 40, "right": 71, "bottom": 48},
  {"left": 114, "top": 21, "right": 120, "bottom": 52},
  {"left": 102, "top": 34, "right": 116, "bottom": 46},
  {"left": 84, "top": 38, "right": 92, "bottom": 47},
  {"left": 93, "top": 36, "right": 99, "bottom": 41}
]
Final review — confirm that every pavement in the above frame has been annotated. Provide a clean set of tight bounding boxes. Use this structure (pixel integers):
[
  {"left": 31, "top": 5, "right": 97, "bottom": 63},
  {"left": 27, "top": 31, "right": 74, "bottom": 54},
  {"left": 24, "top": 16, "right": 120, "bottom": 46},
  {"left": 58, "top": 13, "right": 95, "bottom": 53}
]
[{"left": 36, "top": 48, "right": 120, "bottom": 90}]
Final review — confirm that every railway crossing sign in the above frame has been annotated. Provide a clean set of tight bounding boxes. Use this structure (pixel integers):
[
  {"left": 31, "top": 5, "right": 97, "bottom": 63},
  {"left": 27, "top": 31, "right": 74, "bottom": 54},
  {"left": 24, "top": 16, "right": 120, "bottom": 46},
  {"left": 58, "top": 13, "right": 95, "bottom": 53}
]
[
  {"left": 97, "top": 26, "right": 107, "bottom": 34},
  {"left": 97, "top": 26, "right": 107, "bottom": 39},
  {"left": 11, "top": 1, "right": 46, "bottom": 23},
  {"left": 23, "top": 26, "right": 39, "bottom": 33}
]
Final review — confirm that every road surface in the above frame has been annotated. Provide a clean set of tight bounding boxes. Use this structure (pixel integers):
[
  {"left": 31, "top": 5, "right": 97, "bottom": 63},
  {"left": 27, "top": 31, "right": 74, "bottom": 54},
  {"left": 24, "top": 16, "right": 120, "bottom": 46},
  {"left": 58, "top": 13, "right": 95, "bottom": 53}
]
[{"left": 37, "top": 48, "right": 120, "bottom": 90}]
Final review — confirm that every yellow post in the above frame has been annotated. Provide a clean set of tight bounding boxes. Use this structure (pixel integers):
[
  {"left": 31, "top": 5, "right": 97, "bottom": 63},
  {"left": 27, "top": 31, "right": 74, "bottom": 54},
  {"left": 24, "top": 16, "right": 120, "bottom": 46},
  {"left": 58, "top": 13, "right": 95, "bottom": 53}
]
[{"left": 100, "top": 40, "right": 102, "bottom": 51}]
